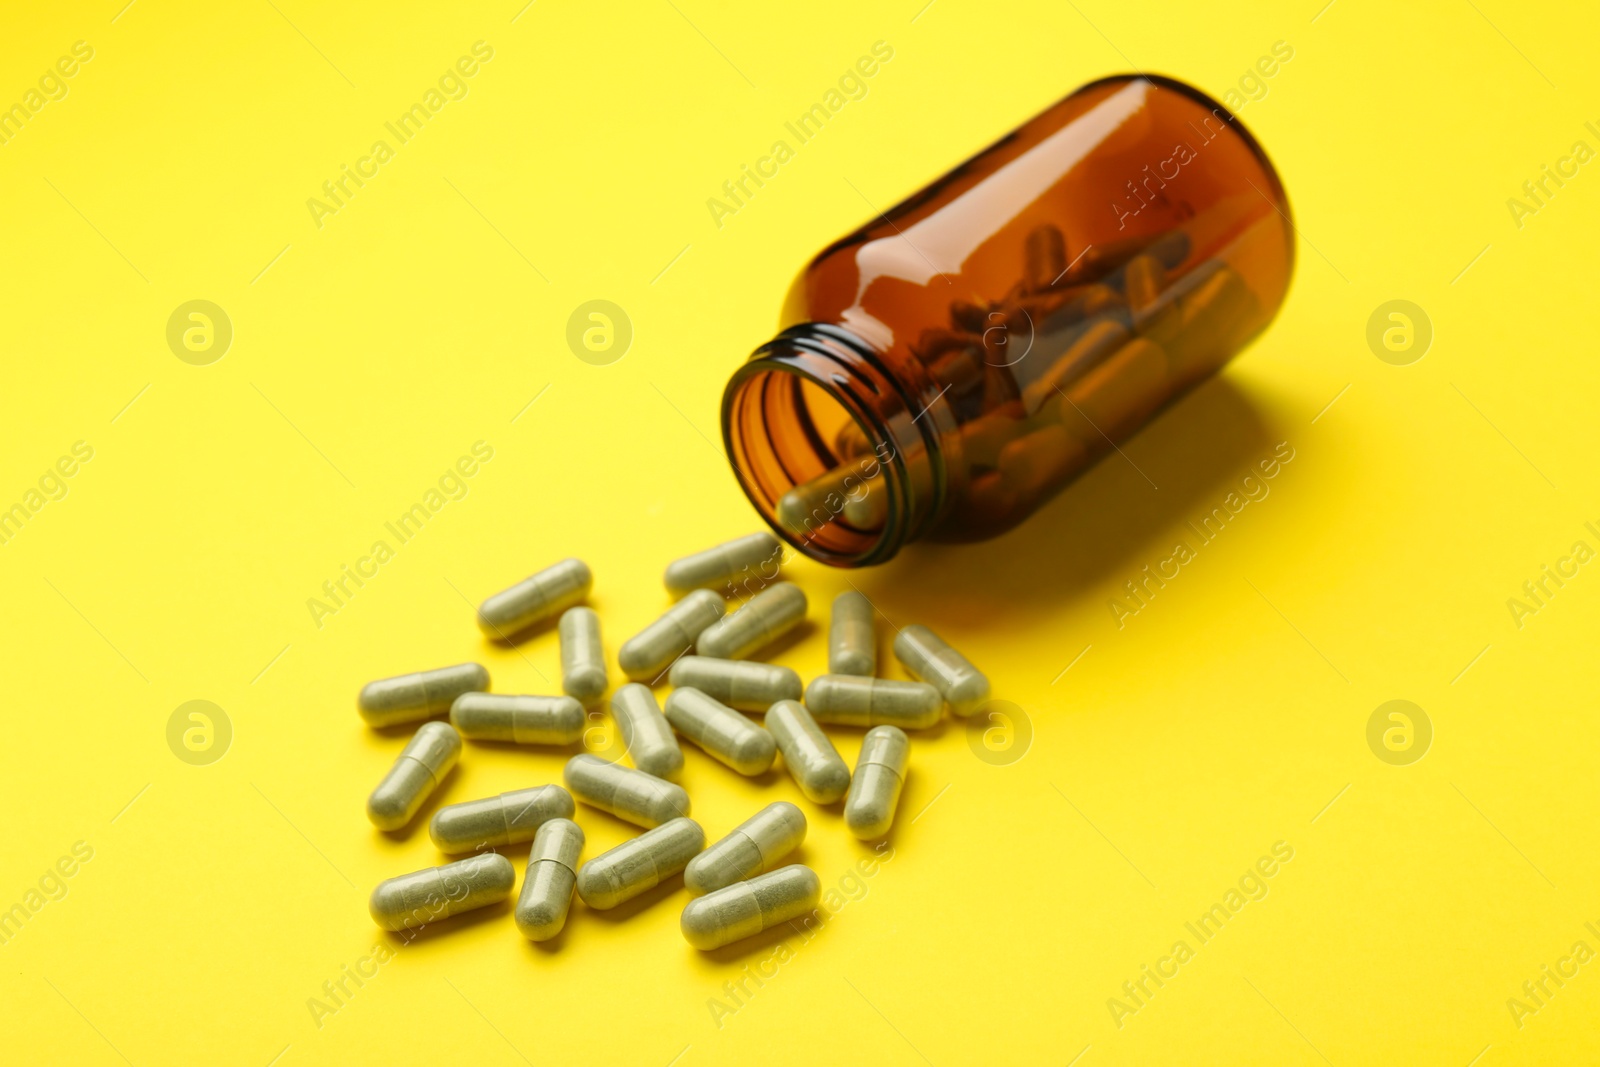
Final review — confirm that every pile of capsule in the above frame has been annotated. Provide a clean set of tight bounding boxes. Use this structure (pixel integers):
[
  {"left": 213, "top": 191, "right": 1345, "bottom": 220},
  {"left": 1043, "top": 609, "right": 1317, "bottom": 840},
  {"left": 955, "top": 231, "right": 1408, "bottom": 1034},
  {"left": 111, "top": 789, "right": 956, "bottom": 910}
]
[{"left": 362, "top": 531, "right": 990, "bottom": 951}]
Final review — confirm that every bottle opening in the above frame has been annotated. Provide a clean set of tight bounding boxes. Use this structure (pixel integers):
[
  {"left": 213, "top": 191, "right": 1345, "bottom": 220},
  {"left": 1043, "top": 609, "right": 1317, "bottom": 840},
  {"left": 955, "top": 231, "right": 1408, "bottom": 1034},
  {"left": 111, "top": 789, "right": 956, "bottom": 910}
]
[{"left": 723, "top": 357, "right": 906, "bottom": 568}]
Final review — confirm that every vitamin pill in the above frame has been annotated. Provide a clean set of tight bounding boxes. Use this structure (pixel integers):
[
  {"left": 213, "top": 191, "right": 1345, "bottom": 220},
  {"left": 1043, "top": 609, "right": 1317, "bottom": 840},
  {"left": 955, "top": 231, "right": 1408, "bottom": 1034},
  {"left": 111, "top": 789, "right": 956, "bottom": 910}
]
[
  {"left": 776, "top": 467, "right": 856, "bottom": 533},
  {"left": 681, "top": 865, "right": 822, "bottom": 950},
  {"left": 359, "top": 662, "right": 489, "bottom": 728},
  {"left": 369, "top": 852, "right": 514, "bottom": 931},
  {"left": 618, "top": 589, "right": 725, "bottom": 681},
  {"left": 828, "top": 591, "right": 877, "bottom": 676},
  {"left": 805, "top": 675, "right": 943, "bottom": 730},
  {"left": 576, "top": 817, "right": 705, "bottom": 910},
  {"left": 1063, "top": 337, "right": 1167, "bottom": 439},
  {"left": 842, "top": 477, "right": 888, "bottom": 529},
  {"left": 366, "top": 721, "right": 461, "bottom": 831},
  {"left": 515, "top": 818, "right": 584, "bottom": 941},
  {"left": 450, "top": 693, "right": 584, "bottom": 745},
  {"left": 1153, "top": 264, "right": 1255, "bottom": 381},
  {"left": 1025, "top": 224, "right": 1068, "bottom": 292},
  {"left": 610, "top": 683, "right": 683, "bottom": 780},
  {"left": 663, "top": 688, "right": 776, "bottom": 776},
  {"left": 892, "top": 624, "right": 992, "bottom": 717},
  {"left": 1020, "top": 317, "right": 1130, "bottom": 411},
  {"left": 667, "top": 656, "right": 801, "bottom": 711},
  {"left": 664, "top": 532, "right": 782, "bottom": 597},
  {"left": 558, "top": 606, "right": 607, "bottom": 704},
  {"left": 429, "top": 784, "right": 574, "bottom": 853},
  {"left": 477, "top": 558, "right": 592, "bottom": 639},
  {"left": 834, "top": 419, "right": 870, "bottom": 458},
  {"left": 999, "top": 423, "right": 1085, "bottom": 500},
  {"left": 1123, "top": 254, "right": 1166, "bottom": 313},
  {"left": 766, "top": 700, "right": 851, "bottom": 804},
  {"left": 844, "top": 726, "right": 909, "bottom": 840},
  {"left": 684, "top": 801, "right": 806, "bottom": 895},
  {"left": 695, "top": 582, "right": 807, "bottom": 660},
  {"left": 564, "top": 753, "right": 691, "bottom": 828}
]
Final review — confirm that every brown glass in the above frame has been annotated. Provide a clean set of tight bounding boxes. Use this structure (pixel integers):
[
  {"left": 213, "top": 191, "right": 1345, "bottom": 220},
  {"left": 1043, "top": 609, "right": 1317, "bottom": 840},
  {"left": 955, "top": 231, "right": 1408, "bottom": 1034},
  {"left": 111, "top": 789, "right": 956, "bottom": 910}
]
[{"left": 722, "top": 74, "right": 1294, "bottom": 567}]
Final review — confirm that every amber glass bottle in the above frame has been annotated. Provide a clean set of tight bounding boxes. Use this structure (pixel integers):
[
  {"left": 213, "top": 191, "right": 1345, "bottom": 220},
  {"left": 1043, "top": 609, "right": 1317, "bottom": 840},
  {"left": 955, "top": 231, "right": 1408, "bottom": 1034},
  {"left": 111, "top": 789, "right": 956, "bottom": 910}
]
[{"left": 722, "top": 74, "right": 1293, "bottom": 567}]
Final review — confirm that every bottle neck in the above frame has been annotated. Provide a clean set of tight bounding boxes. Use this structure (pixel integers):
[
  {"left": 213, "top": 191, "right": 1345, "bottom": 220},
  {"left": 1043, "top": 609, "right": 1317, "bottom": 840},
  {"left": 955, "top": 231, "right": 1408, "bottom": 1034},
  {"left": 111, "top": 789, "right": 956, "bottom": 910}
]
[{"left": 721, "top": 323, "right": 946, "bottom": 567}]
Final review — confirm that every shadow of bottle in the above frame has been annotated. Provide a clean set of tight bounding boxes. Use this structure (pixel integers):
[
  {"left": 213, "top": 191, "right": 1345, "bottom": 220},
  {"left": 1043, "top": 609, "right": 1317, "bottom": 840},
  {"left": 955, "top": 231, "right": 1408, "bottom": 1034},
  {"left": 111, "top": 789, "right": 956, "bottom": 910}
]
[{"left": 855, "top": 375, "right": 1278, "bottom": 629}]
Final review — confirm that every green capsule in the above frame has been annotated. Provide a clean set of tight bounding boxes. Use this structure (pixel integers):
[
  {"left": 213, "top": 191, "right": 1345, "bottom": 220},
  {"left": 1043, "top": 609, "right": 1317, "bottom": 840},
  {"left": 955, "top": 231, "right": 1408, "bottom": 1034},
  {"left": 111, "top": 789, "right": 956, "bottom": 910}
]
[
  {"left": 664, "top": 688, "right": 776, "bottom": 776},
  {"left": 577, "top": 817, "right": 705, "bottom": 910},
  {"left": 892, "top": 624, "right": 990, "bottom": 716},
  {"left": 844, "top": 726, "right": 909, "bottom": 840},
  {"left": 366, "top": 721, "right": 461, "bottom": 831},
  {"left": 681, "top": 865, "right": 822, "bottom": 950},
  {"left": 477, "top": 558, "right": 592, "bottom": 639},
  {"left": 449, "top": 693, "right": 584, "bottom": 745},
  {"left": 564, "top": 753, "right": 690, "bottom": 828},
  {"left": 610, "top": 683, "right": 683, "bottom": 780},
  {"left": 828, "top": 591, "right": 876, "bottom": 676},
  {"left": 515, "top": 818, "right": 584, "bottom": 941},
  {"left": 766, "top": 700, "right": 850, "bottom": 804},
  {"left": 369, "top": 853, "right": 514, "bottom": 931},
  {"left": 776, "top": 466, "right": 858, "bottom": 534},
  {"left": 358, "top": 662, "right": 488, "bottom": 728},
  {"left": 696, "top": 582, "right": 807, "bottom": 660},
  {"left": 428, "top": 784, "right": 574, "bottom": 853},
  {"left": 805, "top": 675, "right": 943, "bottom": 729},
  {"left": 685, "top": 801, "right": 806, "bottom": 895},
  {"left": 667, "top": 656, "right": 801, "bottom": 711},
  {"left": 618, "top": 589, "right": 725, "bottom": 681},
  {"left": 664, "top": 532, "right": 782, "bottom": 596},
  {"left": 559, "top": 607, "right": 607, "bottom": 704}
]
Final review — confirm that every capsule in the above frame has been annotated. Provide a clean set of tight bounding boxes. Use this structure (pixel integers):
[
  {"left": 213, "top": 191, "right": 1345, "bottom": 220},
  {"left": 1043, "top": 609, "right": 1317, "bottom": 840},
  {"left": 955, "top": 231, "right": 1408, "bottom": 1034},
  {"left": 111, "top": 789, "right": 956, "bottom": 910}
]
[
  {"left": 892, "top": 624, "right": 992, "bottom": 716},
  {"left": 695, "top": 582, "right": 807, "bottom": 660},
  {"left": 558, "top": 607, "right": 607, "bottom": 704},
  {"left": 366, "top": 721, "right": 461, "bottom": 831},
  {"left": 766, "top": 700, "right": 851, "bottom": 804},
  {"left": 776, "top": 466, "right": 858, "bottom": 533},
  {"left": 476, "top": 558, "right": 592, "bottom": 639},
  {"left": 576, "top": 817, "right": 705, "bottom": 910},
  {"left": 1025, "top": 223, "right": 1069, "bottom": 292},
  {"left": 685, "top": 801, "right": 806, "bottom": 895},
  {"left": 358, "top": 663, "right": 489, "bottom": 728},
  {"left": 1019, "top": 317, "right": 1130, "bottom": 411},
  {"left": 663, "top": 688, "right": 776, "bottom": 776},
  {"left": 449, "top": 693, "right": 584, "bottom": 745},
  {"left": 1062, "top": 337, "right": 1167, "bottom": 441},
  {"left": 841, "top": 477, "right": 888, "bottom": 529},
  {"left": 998, "top": 424, "right": 1086, "bottom": 501},
  {"left": 515, "top": 818, "right": 584, "bottom": 941},
  {"left": 667, "top": 656, "right": 801, "bottom": 711},
  {"left": 369, "top": 852, "right": 514, "bottom": 931},
  {"left": 828, "top": 591, "right": 877, "bottom": 676},
  {"left": 1122, "top": 253, "right": 1166, "bottom": 313},
  {"left": 618, "top": 589, "right": 726, "bottom": 681},
  {"left": 610, "top": 683, "right": 683, "bottom": 780},
  {"left": 804, "top": 675, "right": 943, "bottom": 729},
  {"left": 428, "top": 784, "right": 574, "bottom": 853},
  {"left": 844, "top": 726, "right": 909, "bottom": 839},
  {"left": 564, "top": 753, "right": 691, "bottom": 828},
  {"left": 681, "top": 865, "right": 822, "bottom": 950},
  {"left": 664, "top": 532, "right": 782, "bottom": 597}
]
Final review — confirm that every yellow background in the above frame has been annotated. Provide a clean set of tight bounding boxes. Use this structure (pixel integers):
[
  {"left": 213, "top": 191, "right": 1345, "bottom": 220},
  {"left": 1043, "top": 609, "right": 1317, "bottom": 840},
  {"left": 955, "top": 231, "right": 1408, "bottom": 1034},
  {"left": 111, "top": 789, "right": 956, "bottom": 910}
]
[{"left": 3, "top": 0, "right": 1597, "bottom": 1063}]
